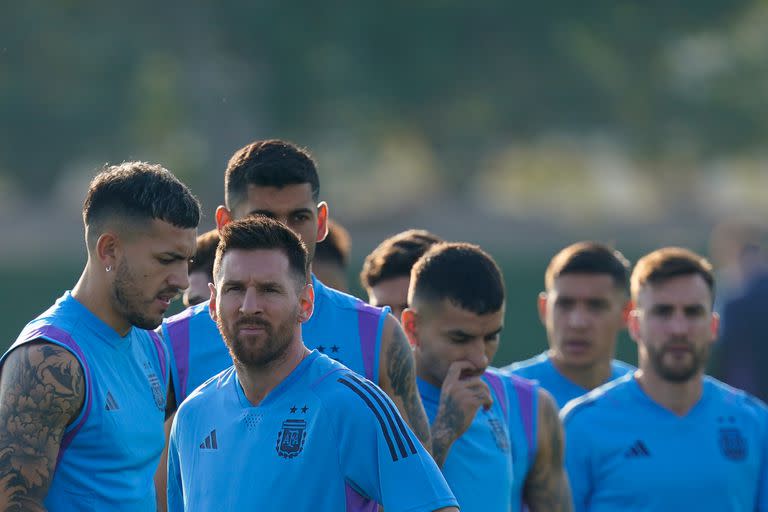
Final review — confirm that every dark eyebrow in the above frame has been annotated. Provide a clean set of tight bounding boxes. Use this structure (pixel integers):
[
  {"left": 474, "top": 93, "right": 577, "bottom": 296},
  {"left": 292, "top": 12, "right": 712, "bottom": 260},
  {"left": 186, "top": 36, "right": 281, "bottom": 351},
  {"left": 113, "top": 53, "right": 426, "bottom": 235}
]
[
  {"left": 159, "top": 252, "right": 189, "bottom": 261},
  {"left": 487, "top": 327, "right": 503, "bottom": 338},
  {"left": 247, "top": 210, "right": 277, "bottom": 218}
]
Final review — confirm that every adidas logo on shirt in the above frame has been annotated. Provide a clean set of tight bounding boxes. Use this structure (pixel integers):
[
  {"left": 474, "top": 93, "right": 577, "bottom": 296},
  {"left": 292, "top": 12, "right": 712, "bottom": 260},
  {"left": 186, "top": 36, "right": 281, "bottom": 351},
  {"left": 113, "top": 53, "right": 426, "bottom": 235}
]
[
  {"left": 105, "top": 391, "right": 119, "bottom": 411},
  {"left": 199, "top": 430, "right": 218, "bottom": 450},
  {"left": 624, "top": 440, "right": 651, "bottom": 458}
]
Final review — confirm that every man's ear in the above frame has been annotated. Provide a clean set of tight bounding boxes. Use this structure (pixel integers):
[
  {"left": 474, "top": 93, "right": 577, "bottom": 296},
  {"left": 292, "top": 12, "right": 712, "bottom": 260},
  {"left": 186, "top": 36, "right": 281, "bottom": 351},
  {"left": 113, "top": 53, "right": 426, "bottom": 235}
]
[
  {"left": 316, "top": 201, "right": 329, "bottom": 243},
  {"left": 710, "top": 311, "right": 720, "bottom": 342},
  {"left": 622, "top": 299, "right": 634, "bottom": 325},
  {"left": 215, "top": 205, "right": 233, "bottom": 231},
  {"left": 298, "top": 284, "right": 314, "bottom": 323},
  {"left": 96, "top": 231, "right": 120, "bottom": 273},
  {"left": 537, "top": 292, "right": 548, "bottom": 326},
  {"left": 400, "top": 308, "right": 419, "bottom": 348},
  {"left": 208, "top": 283, "right": 218, "bottom": 322}
]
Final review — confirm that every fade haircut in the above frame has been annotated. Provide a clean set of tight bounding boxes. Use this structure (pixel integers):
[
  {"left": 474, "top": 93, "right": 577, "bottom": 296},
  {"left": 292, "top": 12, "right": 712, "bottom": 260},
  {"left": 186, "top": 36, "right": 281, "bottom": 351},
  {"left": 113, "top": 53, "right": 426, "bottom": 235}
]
[
  {"left": 315, "top": 219, "right": 351, "bottom": 269},
  {"left": 189, "top": 229, "right": 219, "bottom": 280},
  {"left": 224, "top": 139, "right": 320, "bottom": 212},
  {"left": 545, "top": 241, "right": 630, "bottom": 293},
  {"left": 213, "top": 216, "right": 309, "bottom": 288},
  {"left": 409, "top": 242, "right": 504, "bottom": 315},
  {"left": 631, "top": 247, "right": 715, "bottom": 303},
  {"left": 83, "top": 161, "right": 200, "bottom": 247},
  {"left": 361, "top": 229, "right": 443, "bottom": 291}
]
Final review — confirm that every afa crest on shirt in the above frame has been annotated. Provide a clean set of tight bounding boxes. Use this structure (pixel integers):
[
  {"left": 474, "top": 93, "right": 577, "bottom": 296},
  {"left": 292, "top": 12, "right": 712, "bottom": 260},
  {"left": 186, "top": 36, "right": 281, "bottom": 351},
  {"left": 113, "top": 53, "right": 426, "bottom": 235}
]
[
  {"left": 276, "top": 419, "right": 307, "bottom": 459},
  {"left": 719, "top": 427, "right": 748, "bottom": 461}
]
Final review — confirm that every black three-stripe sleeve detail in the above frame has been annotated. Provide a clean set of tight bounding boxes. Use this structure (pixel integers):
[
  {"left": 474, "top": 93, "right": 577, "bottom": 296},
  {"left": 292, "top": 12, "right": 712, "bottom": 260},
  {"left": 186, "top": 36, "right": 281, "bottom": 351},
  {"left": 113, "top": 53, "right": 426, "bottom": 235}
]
[
  {"left": 348, "top": 375, "right": 408, "bottom": 459},
  {"left": 350, "top": 374, "right": 418, "bottom": 456},
  {"left": 338, "top": 378, "right": 399, "bottom": 461}
]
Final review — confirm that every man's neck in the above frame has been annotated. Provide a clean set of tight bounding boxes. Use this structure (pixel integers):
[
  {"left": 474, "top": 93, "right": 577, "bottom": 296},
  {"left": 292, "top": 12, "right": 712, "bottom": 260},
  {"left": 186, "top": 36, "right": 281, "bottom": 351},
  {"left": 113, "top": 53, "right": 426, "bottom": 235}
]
[
  {"left": 635, "top": 369, "right": 704, "bottom": 416},
  {"left": 549, "top": 351, "right": 613, "bottom": 391},
  {"left": 236, "top": 341, "right": 310, "bottom": 406},
  {"left": 71, "top": 265, "right": 132, "bottom": 336}
]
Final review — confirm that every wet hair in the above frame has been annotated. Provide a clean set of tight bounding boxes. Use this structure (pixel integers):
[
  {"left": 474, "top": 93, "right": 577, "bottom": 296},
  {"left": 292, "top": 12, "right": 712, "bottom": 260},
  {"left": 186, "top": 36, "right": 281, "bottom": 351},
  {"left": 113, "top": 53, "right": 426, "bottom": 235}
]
[
  {"left": 361, "top": 229, "right": 443, "bottom": 291},
  {"left": 315, "top": 219, "right": 351, "bottom": 269},
  {"left": 189, "top": 229, "right": 219, "bottom": 280},
  {"left": 214, "top": 216, "right": 309, "bottom": 287},
  {"left": 631, "top": 247, "right": 715, "bottom": 302},
  {"left": 224, "top": 139, "right": 319, "bottom": 212},
  {"left": 545, "top": 241, "right": 630, "bottom": 293},
  {"left": 409, "top": 242, "right": 504, "bottom": 315},
  {"left": 83, "top": 161, "right": 200, "bottom": 247}
]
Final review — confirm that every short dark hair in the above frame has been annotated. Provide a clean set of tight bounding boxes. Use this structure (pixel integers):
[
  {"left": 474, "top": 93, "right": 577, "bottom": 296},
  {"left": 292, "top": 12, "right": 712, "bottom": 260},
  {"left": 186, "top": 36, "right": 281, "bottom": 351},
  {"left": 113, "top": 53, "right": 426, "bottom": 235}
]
[
  {"left": 189, "top": 229, "right": 220, "bottom": 280},
  {"left": 545, "top": 241, "right": 630, "bottom": 293},
  {"left": 83, "top": 162, "right": 200, "bottom": 246},
  {"left": 361, "top": 229, "right": 443, "bottom": 291},
  {"left": 214, "top": 216, "right": 309, "bottom": 288},
  {"left": 315, "top": 219, "right": 351, "bottom": 269},
  {"left": 224, "top": 139, "right": 320, "bottom": 212},
  {"left": 409, "top": 242, "right": 504, "bottom": 315},
  {"left": 631, "top": 247, "right": 715, "bottom": 302}
]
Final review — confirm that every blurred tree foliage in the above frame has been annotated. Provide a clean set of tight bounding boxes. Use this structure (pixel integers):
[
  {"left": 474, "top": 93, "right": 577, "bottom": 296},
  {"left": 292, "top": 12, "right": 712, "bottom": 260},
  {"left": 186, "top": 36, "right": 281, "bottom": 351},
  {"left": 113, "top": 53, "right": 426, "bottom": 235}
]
[{"left": 0, "top": 1, "right": 762, "bottom": 198}]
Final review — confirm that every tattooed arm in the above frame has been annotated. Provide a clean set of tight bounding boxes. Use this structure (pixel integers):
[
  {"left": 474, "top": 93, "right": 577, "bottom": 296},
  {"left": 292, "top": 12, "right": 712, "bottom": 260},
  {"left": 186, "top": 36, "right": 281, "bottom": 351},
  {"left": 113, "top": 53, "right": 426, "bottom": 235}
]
[
  {"left": 377, "top": 315, "right": 432, "bottom": 450},
  {"left": 0, "top": 341, "right": 84, "bottom": 511},
  {"left": 523, "top": 389, "right": 573, "bottom": 512}
]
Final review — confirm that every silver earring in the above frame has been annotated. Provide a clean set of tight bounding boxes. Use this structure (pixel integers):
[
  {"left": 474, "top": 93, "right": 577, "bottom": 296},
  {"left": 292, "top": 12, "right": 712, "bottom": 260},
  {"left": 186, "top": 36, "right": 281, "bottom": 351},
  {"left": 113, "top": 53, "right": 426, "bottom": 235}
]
[{"left": 106, "top": 266, "right": 112, "bottom": 273}]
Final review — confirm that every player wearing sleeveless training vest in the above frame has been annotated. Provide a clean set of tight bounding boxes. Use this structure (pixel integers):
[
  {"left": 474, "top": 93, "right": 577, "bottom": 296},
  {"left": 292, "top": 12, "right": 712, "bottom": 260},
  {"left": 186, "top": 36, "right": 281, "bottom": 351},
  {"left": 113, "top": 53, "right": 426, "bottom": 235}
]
[
  {"left": 3, "top": 293, "right": 170, "bottom": 510},
  {"left": 169, "top": 351, "right": 455, "bottom": 511},
  {"left": 562, "top": 247, "right": 768, "bottom": 511},
  {"left": 0, "top": 163, "right": 200, "bottom": 511},
  {"left": 506, "top": 352, "right": 633, "bottom": 409},
  {"left": 562, "top": 374, "right": 768, "bottom": 511},
  {"left": 502, "top": 242, "right": 634, "bottom": 409},
  {"left": 404, "top": 242, "right": 573, "bottom": 511},
  {"left": 163, "top": 275, "right": 387, "bottom": 406},
  {"left": 418, "top": 369, "right": 539, "bottom": 511},
  {"left": 169, "top": 217, "right": 456, "bottom": 511}
]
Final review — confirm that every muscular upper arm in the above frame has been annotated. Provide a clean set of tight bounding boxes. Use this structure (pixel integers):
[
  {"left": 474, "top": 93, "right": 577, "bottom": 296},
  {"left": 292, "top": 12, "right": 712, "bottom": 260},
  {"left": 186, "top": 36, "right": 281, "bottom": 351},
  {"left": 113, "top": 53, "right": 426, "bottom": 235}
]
[
  {"left": 0, "top": 341, "right": 84, "bottom": 511},
  {"left": 376, "top": 314, "right": 432, "bottom": 450},
  {"left": 524, "top": 388, "right": 573, "bottom": 512}
]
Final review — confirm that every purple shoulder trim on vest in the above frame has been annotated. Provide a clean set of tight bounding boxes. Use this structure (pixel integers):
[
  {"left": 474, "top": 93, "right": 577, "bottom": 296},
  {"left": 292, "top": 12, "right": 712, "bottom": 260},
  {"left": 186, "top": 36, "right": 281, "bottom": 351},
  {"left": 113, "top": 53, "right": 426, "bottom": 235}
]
[
  {"left": 165, "top": 315, "right": 192, "bottom": 402},
  {"left": 356, "top": 303, "right": 383, "bottom": 381},
  {"left": 345, "top": 482, "right": 378, "bottom": 512},
  {"left": 148, "top": 330, "right": 167, "bottom": 386},
  {"left": 510, "top": 376, "right": 536, "bottom": 465},
  {"left": 21, "top": 325, "right": 93, "bottom": 468},
  {"left": 484, "top": 372, "right": 508, "bottom": 419}
]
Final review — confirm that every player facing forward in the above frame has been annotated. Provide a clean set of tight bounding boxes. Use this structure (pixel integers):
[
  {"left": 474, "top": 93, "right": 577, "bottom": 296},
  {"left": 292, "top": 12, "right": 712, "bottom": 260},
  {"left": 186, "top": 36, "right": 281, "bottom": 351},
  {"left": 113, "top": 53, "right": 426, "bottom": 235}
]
[
  {"left": 503, "top": 242, "right": 634, "bottom": 408},
  {"left": 562, "top": 247, "right": 768, "bottom": 511},
  {"left": 168, "top": 217, "right": 458, "bottom": 511},
  {"left": 361, "top": 229, "right": 443, "bottom": 321},
  {"left": 403, "top": 243, "right": 573, "bottom": 512},
  {"left": 0, "top": 163, "right": 200, "bottom": 510},
  {"left": 161, "top": 140, "right": 430, "bottom": 445}
]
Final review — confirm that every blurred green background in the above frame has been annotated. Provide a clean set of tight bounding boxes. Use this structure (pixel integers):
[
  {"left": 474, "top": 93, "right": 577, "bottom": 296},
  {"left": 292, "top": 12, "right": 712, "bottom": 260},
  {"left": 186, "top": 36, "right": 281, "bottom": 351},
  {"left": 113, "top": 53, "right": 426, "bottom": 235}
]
[{"left": 2, "top": 2, "right": 768, "bottom": 367}]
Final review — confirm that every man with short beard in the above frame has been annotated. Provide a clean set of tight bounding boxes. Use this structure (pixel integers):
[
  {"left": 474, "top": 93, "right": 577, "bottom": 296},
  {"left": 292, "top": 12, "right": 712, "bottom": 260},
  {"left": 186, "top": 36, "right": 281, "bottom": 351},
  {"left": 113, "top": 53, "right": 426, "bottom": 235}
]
[
  {"left": 0, "top": 163, "right": 200, "bottom": 511},
  {"left": 167, "top": 217, "right": 457, "bottom": 512},
  {"left": 562, "top": 247, "right": 768, "bottom": 512}
]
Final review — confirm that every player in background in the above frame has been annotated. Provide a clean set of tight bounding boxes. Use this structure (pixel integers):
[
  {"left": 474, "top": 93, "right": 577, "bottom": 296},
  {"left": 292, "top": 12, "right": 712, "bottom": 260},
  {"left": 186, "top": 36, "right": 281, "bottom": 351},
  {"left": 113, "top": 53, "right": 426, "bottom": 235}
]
[
  {"left": 503, "top": 242, "right": 634, "bottom": 408},
  {"left": 562, "top": 247, "right": 768, "bottom": 511},
  {"left": 168, "top": 217, "right": 458, "bottom": 511},
  {"left": 0, "top": 163, "right": 200, "bottom": 511},
  {"left": 313, "top": 219, "right": 351, "bottom": 293},
  {"left": 161, "top": 139, "right": 430, "bottom": 441},
  {"left": 403, "top": 242, "right": 573, "bottom": 512},
  {"left": 182, "top": 229, "right": 219, "bottom": 307},
  {"left": 361, "top": 229, "right": 443, "bottom": 321}
]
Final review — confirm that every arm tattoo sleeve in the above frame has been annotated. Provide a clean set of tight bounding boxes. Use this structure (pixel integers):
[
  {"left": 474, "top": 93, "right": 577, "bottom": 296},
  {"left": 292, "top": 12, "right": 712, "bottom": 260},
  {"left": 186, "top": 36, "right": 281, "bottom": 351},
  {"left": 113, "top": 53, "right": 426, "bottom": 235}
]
[
  {"left": 523, "top": 391, "right": 574, "bottom": 512},
  {"left": 0, "top": 342, "right": 84, "bottom": 511},
  {"left": 383, "top": 319, "right": 432, "bottom": 449},
  {"left": 430, "top": 394, "right": 465, "bottom": 468}
]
